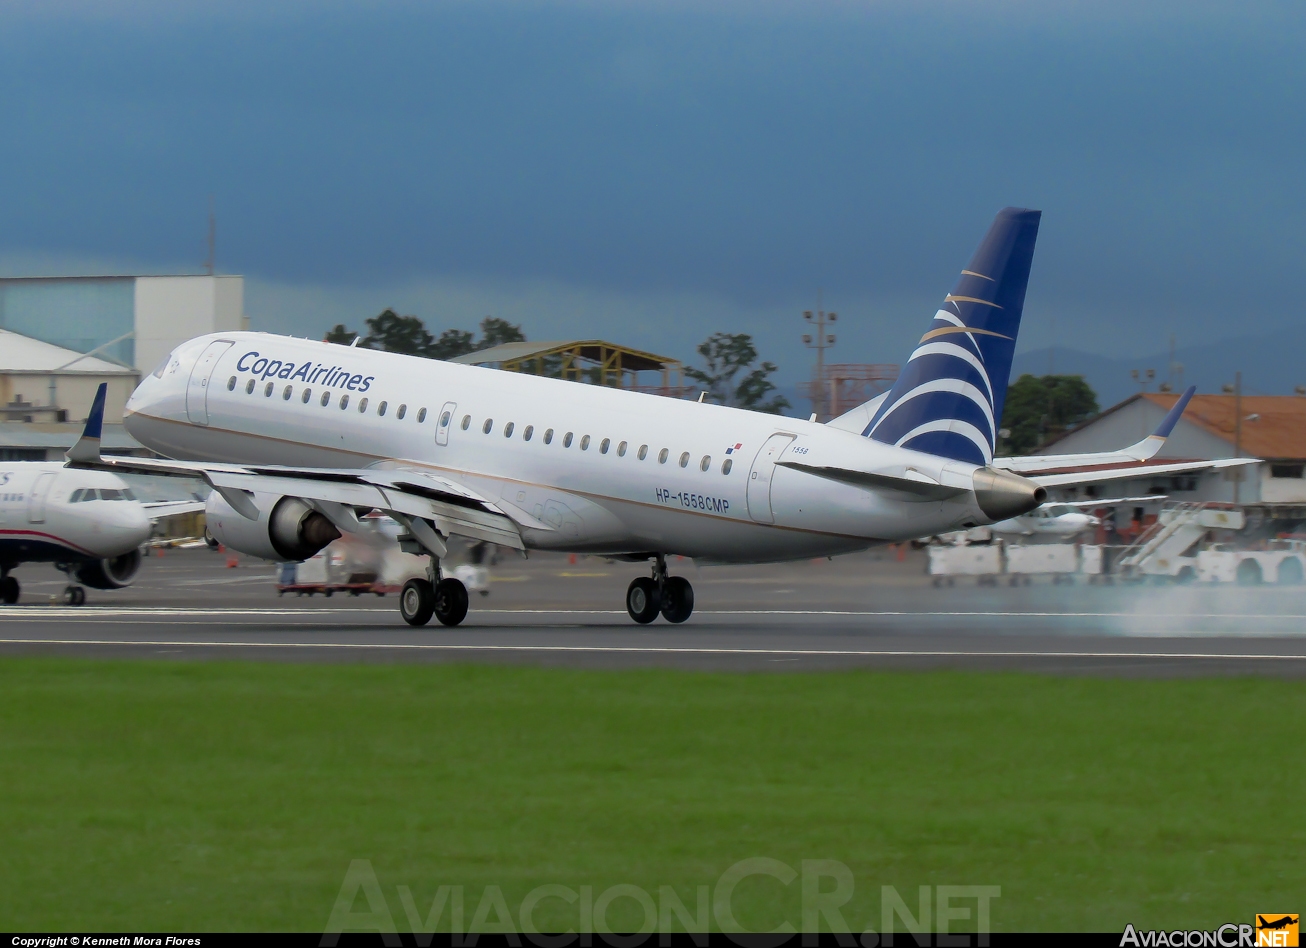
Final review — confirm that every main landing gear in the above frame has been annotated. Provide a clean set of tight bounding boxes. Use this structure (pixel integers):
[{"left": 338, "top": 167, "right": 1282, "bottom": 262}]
[
  {"left": 62, "top": 585, "right": 86, "bottom": 606},
  {"left": 626, "top": 554, "right": 694, "bottom": 625},
  {"left": 399, "top": 556, "right": 468, "bottom": 628},
  {"left": 0, "top": 572, "right": 19, "bottom": 605}
]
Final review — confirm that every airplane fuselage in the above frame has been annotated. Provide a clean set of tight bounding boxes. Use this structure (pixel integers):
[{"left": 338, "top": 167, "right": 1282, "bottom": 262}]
[
  {"left": 0, "top": 462, "right": 151, "bottom": 566},
  {"left": 124, "top": 333, "right": 1008, "bottom": 563}
]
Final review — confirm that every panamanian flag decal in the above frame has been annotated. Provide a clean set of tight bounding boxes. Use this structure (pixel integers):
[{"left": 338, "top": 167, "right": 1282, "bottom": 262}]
[{"left": 725, "top": 442, "right": 743, "bottom": 455}]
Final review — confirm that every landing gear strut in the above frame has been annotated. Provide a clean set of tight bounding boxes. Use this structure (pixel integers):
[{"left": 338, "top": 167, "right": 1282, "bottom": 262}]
[
  {"left": 399, "top": 554, "right": 468, "bottom": 627},
  {"left": 626, "top": 554, "right": 694, "bottom": 624}
]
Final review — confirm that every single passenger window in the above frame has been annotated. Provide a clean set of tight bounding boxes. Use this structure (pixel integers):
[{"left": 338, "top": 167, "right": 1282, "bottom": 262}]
[
  {"left": 523, "top": 425, "right": 534, "bottom": 441},
  {"left": 658, "top": 448, "right": 668, "bottom": 464},
  {"left": 417, "top": 407, "right": 427, "bottom": 422},
  {"left": 564, "top": 432, "right": 574, "bottom": 448},
  {"left": 722, "top": 458, "right": 733, "bottom": 475},
  {"left": 283, "top": 385, "right": 293, "bottom": 400},
  {"left": 461, "top": 415, "right": 471, "bottom": 430},
  {"left": 483, "top": 418, "right": 493, "bottom": 434},
  {"left": 302, "top": 388, "right": 312, "bottom": 404},
  {"left": 340, "top": 394, "right": 350, "bottom": 409},
  {"left": 321, "top": 391, "right": 331, "bottom": 407},
  {"left": 679, "top": 452, "right": 690, "bottom": 468},
  {"left": 397, "top": 404, "right": 407, "bottom": 419},
  {"left": 377, "top": 401, "right": 387, "bottom": 416},
  {"left": 246, "top": 379, "right": 255, "bottom": 394},
  {"left": 600, "top": 438, "right": 610, "bottom": 454},
  {"left": 358, "top": 397, "right": 368, "bottom": 413},
  {"left": 580, "top": 435, "right": 590, "bottom": 451},
  {"left": 638, "top": 445, "right": 648, "bottom": 460},
  {"left": 227, "top": 376, "right": 236, "bottom": 391},
  {"left": 264, "top": 382, "right": 274, "bottom": 397},
  {"left": 700, "top": 455, "right": 711, "bottom": 472},
  {"left": 440, "top": 411, "right": 451, "bottom": 427},
  {"left": 504, "top": 422, "right": 515, "bottom": 438},
  {"left": 617, "top": 441, "right": 627, "bottom": 457},
  {"left": 544, "top": 428, "right": 554, "bottom": 444}
]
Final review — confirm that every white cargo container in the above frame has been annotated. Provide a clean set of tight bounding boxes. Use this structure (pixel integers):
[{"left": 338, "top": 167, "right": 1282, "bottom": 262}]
[
  {"left": 1005, "top": 543, "right": 1079, "bottom": 583},
  {"left": 928, "top": 544, "right": 1002, "bottom": 585}
]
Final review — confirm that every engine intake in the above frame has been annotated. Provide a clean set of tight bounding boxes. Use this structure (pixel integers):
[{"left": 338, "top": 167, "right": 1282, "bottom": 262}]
[
  {"left": 206, "top": 492, "right": 342, "bottom": 562},
  {"left": 74, "top": 548, "right": 142, "bottom": 589}
]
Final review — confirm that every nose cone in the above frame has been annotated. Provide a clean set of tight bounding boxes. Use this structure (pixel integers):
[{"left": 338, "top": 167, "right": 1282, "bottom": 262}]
[
  {"left": 972, "top": 468, "right": 1046, "bottom": 522},
  {"left": 102, "top": 504, "right": 152, "bottom": 554}
]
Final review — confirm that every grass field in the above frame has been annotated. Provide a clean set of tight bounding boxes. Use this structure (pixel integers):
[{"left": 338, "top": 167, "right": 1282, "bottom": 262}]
[{"left": 0, "top": 658, "right": 1301, "bottom": 933}]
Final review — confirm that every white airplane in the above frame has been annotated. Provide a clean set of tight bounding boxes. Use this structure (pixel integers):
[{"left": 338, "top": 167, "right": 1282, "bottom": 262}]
[
  {"left": 0, "top": 461, "right": 203, "bottom": 604},
  {"left": 64, "top": 207, "right": 1254, "bottom": 626},
  {"left": 989, "top": 497, "right": 1164, "bottom": 538}
]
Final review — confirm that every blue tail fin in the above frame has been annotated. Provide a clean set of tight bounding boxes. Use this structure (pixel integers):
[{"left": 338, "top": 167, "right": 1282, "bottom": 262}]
[{"left": 865, "top": 207, "right": 1041, "bottom": 465}]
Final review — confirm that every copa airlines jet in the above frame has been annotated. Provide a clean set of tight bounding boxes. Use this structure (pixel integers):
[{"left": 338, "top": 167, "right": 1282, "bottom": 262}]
[
  {"left": 65, "top": 208, "right": 1252, "bottom": 626},
  {"left": 0, "top": 462, "right": 202, "bottom": 604}
]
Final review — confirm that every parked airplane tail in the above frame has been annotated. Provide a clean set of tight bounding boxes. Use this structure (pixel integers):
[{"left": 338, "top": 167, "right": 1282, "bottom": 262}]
[{"left": 866, "top": 206, "right": 1041, "bottom": 465}]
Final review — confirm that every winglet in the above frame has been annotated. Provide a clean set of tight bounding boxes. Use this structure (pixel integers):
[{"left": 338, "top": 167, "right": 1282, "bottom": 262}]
[
  {"left": 1153, "top": 385, "right": 1196, "bottom": 439},
  {"left": 65, "top": 382, "right": 107, "bottom": 464}
]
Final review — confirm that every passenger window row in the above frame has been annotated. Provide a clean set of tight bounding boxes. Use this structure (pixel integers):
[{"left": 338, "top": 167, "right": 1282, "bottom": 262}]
[
  {"left": 227, "top": 376, "right": 424, "bottom": 422},
  {"left": 472, "top": 415, "right": 733, "bottom": 475},
  {"left": 69, "top": 488, "right": 136, "bottom": 502}
]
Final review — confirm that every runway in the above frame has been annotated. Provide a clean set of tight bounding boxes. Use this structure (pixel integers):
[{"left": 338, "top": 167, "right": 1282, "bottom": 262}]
[{"left": 4, "top": 547, "right": 1306, "bottom": 674}]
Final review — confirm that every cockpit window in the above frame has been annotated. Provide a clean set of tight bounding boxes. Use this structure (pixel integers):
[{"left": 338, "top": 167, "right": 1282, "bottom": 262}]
[
  {"left": 69, "top": 489, "right": 84, "bottom": 503},
  {"left": 100, "top": 489, "right": 125, "bottom": 501},
  {"left": 151, "top": 355, "right": 172, "bottom": 379}
]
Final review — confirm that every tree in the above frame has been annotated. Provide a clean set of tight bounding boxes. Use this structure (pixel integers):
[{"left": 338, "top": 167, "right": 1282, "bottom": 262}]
[
  {"left": 430, "top": 329, "right": 476, "bottom": 360},
  {"left": 323, "top": 324, "right": 361, "bottom": 346},
  {"left": 685, "top": 332, "right": 790, "bottom": 414},
  {"left": 476, "top": 317, "right": 526, "bottom": 351},
  {"left": 999, "top": 374, "right": 1099, "bottom": 455},
  {"left": 361, "top": 309, "right": 435, "bottom": 356}
]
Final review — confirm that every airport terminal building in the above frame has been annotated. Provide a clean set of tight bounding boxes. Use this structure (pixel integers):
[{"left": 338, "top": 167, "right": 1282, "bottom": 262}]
[{"left": 0, "top": 274, "right": 245, "bottom": 459}]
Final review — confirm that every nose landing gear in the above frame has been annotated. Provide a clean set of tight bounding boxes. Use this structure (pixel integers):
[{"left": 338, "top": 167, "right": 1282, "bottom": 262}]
[
  {"left": 0, "top": 573, "right": 19, "bottom": 605},
  {"left": 62, "top": 585, "right": 86, "bottom": 606},
  {"left": 626, "top": 554, "right": 694, "bottom": 624}
]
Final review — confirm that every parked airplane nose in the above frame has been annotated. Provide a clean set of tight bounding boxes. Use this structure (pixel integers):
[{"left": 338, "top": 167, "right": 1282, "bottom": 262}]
[{"left": 971, "top": 468, "right": 1046, "bottom": 522}]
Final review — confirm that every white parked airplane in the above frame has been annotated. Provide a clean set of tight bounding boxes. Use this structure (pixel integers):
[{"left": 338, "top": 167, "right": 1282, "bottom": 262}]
[
  {"left": 0, "top": 462, "right": 203, "bottom": 604},
  {"left": 65, "top": 207, "right": 1254, "bottom": 626},
  {"left": 989, "top": 497, "right": 1165, "bottom": 538}
]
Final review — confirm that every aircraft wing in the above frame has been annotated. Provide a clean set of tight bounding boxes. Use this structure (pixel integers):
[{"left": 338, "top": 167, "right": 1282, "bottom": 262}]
[
  {"left": 65, "top": 384, "right": 534, "bottom": 552},
  {"left": 141, "top": 499, "right": 208, "bottom": 521},
  {"left": 1047, "top": 495, "right": 1167, "bottom": 508},
  {"left": 994, "top": 386, "right": 1197, "bottom": 474}
]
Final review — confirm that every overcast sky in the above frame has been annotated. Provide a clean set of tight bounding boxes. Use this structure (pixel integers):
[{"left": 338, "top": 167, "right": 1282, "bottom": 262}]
[{"left": 2, "top": 0, "right": 1302, "bottom": 390}]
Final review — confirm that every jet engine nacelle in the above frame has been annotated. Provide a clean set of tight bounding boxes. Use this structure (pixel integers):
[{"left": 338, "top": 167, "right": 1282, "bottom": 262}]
[
  {"left": 205, "top": 491, "right": 342, "bottom": 562},
  {"left": 73, "top": 548, "right": 143, "bottom": 589}
]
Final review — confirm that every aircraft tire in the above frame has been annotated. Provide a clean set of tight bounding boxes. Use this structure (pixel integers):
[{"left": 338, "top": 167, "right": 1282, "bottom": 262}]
[
  {"left": 0, "top": 576, "right": 18, "bottom": 604},
  {"left": 660, "top": 576, "right": 694, "bottom": 624},
  {"left": 626, "top": 577, "right": 660, "bottom": 624},
  {"left": 62, "top": 585, "right": 86, "bottom": 606},
  {"left": 434, "top": 578, "right": 469, "bottom": 627},
  {"left": 400, "top": 578, "right": 435, "bottom": 626}
]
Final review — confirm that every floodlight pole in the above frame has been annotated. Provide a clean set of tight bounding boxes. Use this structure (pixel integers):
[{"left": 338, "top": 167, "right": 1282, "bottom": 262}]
[{"left": 802, "top": 300, "right": 837, "bottom": 421}]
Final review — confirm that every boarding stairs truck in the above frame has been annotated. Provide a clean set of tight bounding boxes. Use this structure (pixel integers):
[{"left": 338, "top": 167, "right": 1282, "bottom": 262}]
[{"left": 1116, "top": 502, "right": 1245, "bottom": 583}]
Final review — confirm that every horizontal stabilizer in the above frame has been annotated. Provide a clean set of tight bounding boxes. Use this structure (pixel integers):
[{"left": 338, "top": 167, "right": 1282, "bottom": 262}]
[{"left": 1031, "top": 457, "right": 1255, "bottom": 490}]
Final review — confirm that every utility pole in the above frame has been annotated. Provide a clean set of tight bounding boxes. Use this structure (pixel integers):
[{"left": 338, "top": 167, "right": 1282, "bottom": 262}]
[
  {"left": 205, "top": 195, "right": 216, "bottom": 276},
  {"left": 802, "top": 296, "right": 837, "bottom": 421}
]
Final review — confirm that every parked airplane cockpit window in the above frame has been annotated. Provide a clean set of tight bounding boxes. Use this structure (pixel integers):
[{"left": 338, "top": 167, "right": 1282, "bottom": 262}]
[
  {"left": 461, "top": 415, "right": 471, "bottom": 430},
  {"left": 397, "top": 404, "right": 407, "bottom": 419},
  {"left": 440, "top": 410, "right": 451, "bottom": 427},
  {"left": 358, "top": 398, "right": 369, "bottom": 413},
  {"left": 504, "top": 422, "right": 515, "bottom": 438},
  {"left": 544, "top": 428, "right": 554, "bottom": 444},
  {"left": 264, "top": 382, "right": 274, "bottom": 397},
  {"left": 722, "top": 459, "right": 733, "bottom": 475},
  {"left": 302, "top": 389, "right": 312, "bottom": 404},
  {"left": 600, "top": 438, "right": 610, "bottom": 454},
  {"left": 246, "top": 379, "right": 256, "bottom": 395},
  {"left": 658, "top": 448, "right": 669, "bottom": 464},
  {"left": 483, "top": 418, "right": 493, "bottom": 434},
  {"left": 580, "top": 435, "right": 591, "bottom": 450},
  {"left": 523, "top": 425, "right": 534, "bottom": 441},
  {"left": 700, "top": 455, "right": 711, "bottom": 472},
  {"left": 101, "top": 489, "right": 124, "bottom": 500},
  {"left": 123, "top": 489, "right": 137, "bottom": 500},
  {"left": 340, "top": 394, "right": 350, "bottom": 410},
  {"left": 638, "top": 445, "right": 648, "bottom": 460},
  {"left": 377, "top": 401, "right": 387, "bottom": 417},
  {"left": 283, "top": 385, "right": 293, "bottom": 400},
  {"left": 564, "top": 432, "right": 574, "bottom": 447},
  {"left": 617, "top": 441, "right": 627, "bottom": 457},
  {"left": 69, "top": 489, "right": 84, "bottom": 503},
  {"left": 679, "top": 452, "right": 690, "bottom": 468},
  {"left": 321, "top": 391, "right": 331, "bottom": 407},
  {"left": 227, "top": 376, "right": 236, "bottom": 391}
]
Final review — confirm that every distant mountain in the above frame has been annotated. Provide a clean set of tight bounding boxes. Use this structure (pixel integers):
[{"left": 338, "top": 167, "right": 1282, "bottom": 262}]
[{"left": 1012, "top": 327, "right": 1306, "bottom": 409}]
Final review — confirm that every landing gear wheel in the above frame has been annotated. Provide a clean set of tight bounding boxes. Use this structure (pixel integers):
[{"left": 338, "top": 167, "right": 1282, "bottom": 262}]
[
  {"left": 62, "top": 585, "right": 85, "bottom": 606},
  {"left": 433, "top": 578, "right": 469, "bottom": 627},
  {"left": 400, "top": 578, "right": 435, "bottom": 626},
  {"left": 626, "top": 577, "right": 661, "bottom": 624},
  {"left": 0, "top": 575, "right": 18, "bottom": 604},
  {"left": 660, "top": 576, "right": 694, "bottom": 624}
]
